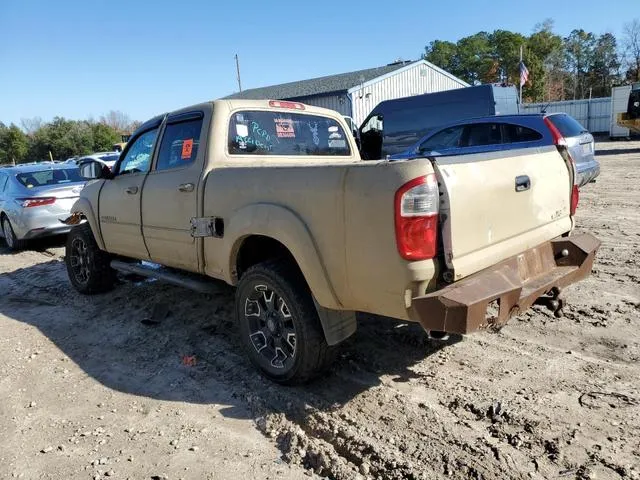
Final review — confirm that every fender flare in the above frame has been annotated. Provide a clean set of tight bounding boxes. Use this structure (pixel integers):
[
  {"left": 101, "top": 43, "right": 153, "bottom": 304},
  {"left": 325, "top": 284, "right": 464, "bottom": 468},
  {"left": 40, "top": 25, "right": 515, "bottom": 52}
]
[
  {"left": 71, "top": 198, "right": 105, "bottom": 250},
  {"left": 225, "top": 203, "right": 341, "bottom": 310}
]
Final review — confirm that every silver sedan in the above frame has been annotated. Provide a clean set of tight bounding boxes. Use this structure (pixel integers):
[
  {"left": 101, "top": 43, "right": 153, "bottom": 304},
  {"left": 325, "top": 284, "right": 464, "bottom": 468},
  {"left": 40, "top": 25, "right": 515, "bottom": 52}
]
[{"left": 0, "top": 163, "right": 86, "bottom": 250}]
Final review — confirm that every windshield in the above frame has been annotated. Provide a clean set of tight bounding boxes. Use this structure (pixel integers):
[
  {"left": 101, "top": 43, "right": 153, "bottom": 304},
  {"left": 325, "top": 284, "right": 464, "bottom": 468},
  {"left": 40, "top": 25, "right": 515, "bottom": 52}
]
[
  {"left": 16, "top": 168, "right": 84, "bottom": 188},
  {"left": 99, "top": 154, "right": 120, "bottom": 162}
]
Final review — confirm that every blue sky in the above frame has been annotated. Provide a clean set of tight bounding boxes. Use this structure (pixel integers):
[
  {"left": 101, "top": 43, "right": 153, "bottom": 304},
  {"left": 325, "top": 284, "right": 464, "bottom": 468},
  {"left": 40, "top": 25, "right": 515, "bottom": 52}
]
[{"left": 0, "top": 0, "right": 636, "bottom": 126}]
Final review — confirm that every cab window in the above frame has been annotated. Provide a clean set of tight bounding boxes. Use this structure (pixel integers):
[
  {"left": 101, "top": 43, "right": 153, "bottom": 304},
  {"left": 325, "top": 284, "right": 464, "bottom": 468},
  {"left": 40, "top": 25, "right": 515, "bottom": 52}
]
[
  {"left": 156, "top": 118, "right": 203, "bottom": 171},
  {"left": 117, "top": 128, "right": 158, "bottom": 175},
  {"left": 228, "top": 111, "right": 351, "bottom": 156}
]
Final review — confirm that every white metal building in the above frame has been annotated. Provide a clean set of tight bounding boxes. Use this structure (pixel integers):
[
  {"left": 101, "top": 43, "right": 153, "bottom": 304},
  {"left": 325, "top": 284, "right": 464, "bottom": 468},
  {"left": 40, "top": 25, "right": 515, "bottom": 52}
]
[
  {"left": 610, "top": 85, "right": 632, "bottom": 138},
  {"left": 522, "top": 97, "right": 611, "bottom": 133},
  {"left": 225, "top": 60, "right": 469, "bottom": 126}
]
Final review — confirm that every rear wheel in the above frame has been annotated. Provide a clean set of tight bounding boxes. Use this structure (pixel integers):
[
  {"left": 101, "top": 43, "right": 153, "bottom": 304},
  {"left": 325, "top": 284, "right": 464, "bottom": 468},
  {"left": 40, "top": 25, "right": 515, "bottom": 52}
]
[
  {"left": 235, "top": 260, "right": 335, "bottom": 384},
  {"left": 65, "top": 223, "right": 116, "bottom": 294},
  {"left": 1, "top": 216, "right": 27, "bottom": 251}
]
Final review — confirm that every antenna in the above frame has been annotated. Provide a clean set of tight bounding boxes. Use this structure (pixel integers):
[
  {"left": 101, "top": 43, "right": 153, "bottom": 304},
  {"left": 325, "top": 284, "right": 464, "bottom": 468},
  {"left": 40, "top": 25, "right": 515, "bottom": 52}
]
[{"left": 235, "top": 54, "right": 242, "bottom": 93}]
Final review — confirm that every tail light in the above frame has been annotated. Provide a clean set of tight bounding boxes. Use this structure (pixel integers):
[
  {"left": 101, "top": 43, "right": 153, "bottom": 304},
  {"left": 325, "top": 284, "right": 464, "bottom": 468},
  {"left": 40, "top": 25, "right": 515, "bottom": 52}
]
[
  {"left": 545, "top": 116, "right": 579, "bottom": 216},
  {"left": 394, "top": 174, "right": 439, "bottom": 260},
  {"left": 544, "top": 117, "right": 566, "bottom": 146},
  {"left": 16, "top": 197, "right": 56, "bottom": 208},
  {"left": 571, "top": 184, "right": 579, "bottom": 216}
]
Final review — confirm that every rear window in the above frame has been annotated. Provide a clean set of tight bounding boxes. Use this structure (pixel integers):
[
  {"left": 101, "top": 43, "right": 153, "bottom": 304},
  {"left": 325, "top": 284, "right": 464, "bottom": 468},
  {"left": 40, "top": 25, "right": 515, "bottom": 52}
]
[
  {"left": 547, "top": 114, "right": 587, "bottom": 137},
  {"left": 16, "top": 168, "right": 83, "bottom": 188},
  {"left": 228, "top": 111, "right": 351, "bottom": 156}
]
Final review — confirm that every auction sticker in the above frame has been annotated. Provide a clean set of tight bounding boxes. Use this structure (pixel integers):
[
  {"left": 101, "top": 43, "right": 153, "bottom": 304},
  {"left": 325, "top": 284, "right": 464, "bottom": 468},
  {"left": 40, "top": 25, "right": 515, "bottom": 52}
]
[
  {"left": 182, "top": 138, "right": 194, "bottom": 159},
  {"left": 275, "top": 118, "right": 295, "bottom": 138}
]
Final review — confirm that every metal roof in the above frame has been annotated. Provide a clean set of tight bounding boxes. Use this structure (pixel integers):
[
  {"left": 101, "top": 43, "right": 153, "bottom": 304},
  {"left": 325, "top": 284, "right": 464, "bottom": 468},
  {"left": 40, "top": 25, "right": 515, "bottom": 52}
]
[{"left": 224, "top": 61, "right": 415, "bottom": 100}]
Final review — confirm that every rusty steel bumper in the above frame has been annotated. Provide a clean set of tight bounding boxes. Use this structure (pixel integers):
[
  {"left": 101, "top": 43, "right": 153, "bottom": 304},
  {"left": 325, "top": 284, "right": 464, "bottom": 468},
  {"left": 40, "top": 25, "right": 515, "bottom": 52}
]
[{"left": 412, "top": 234, "right": 601, "bottom": 334}]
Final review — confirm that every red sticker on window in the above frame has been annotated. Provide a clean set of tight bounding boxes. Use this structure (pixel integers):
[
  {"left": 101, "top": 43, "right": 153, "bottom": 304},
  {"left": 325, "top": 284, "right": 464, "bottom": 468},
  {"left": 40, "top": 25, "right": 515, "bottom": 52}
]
[
  {"left": 275, "top": 118, "right": 295, "bottom": 138},
  {"left": 181, "top": 139, "right": 194, "bottom": 160}
]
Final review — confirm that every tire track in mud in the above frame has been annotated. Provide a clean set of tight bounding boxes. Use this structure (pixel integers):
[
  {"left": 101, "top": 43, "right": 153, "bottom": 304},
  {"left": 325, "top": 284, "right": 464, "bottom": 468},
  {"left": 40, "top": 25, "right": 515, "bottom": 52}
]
[{"left": 0, "top": 260, "right": 534, "bottom": 479}]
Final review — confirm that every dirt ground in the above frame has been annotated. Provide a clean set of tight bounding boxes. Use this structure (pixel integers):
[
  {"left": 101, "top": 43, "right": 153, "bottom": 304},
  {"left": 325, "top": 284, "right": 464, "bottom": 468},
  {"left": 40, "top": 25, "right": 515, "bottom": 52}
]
[{"left": 1, "top": 140, "right": 639, "bottom": 480}]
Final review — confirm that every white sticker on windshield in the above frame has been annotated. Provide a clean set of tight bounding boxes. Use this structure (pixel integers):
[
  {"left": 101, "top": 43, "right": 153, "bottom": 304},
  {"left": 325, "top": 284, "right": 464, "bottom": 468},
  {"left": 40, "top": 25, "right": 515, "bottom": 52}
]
[
  {"left": 235, "top": 114, "right": 245, "bottom": 122},
  {"left": 236, "top": 124, "right": 249, "bottom": 137},
  {"left": 328, "top": 126, "right": 338, "bottom": 132}
]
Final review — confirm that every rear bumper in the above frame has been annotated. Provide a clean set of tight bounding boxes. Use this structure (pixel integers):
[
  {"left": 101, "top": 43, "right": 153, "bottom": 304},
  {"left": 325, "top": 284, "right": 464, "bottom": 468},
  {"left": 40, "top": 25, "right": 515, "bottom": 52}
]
[
  {"left": 11, "top": 210, "right": 73, "bottom": 240},
  {"left": 411, "top": 233, "right": 600, "bottom": 334},
  {"left": 576, "top": 160, "right": 600, "bottom": 187},
  {"left": 22, "top": 224, "right": 72, "bottom": 239}
]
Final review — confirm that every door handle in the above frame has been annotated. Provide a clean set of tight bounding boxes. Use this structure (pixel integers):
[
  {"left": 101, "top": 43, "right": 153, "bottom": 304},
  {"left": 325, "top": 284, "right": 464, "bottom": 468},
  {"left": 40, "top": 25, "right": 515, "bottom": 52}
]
[
  {"left": 515, "top": 175, "right": 531, "bottom": 192},
  {"left": 178, "top": 183, "right": 195, "bottom": 192},
  {"left": 124, "top": 186, "right": 138, "bottom": 194}
]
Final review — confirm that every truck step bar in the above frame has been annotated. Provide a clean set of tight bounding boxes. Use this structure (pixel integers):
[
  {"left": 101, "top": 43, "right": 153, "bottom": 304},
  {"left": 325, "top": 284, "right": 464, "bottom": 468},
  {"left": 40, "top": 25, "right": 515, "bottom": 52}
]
[{"left": 110, "top": 260, "right": 220, "bottom": 295}]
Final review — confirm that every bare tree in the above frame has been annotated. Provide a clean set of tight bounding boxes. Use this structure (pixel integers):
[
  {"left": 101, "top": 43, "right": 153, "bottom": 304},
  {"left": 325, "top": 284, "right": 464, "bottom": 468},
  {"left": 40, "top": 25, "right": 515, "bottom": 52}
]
[
  {"left": 20, "top": 116, "right": 43, "bottom": 135},
  {"left": 624, "top": 19, "right": 640, "bottom": 81},
  {"left": 128, "top": 120, "right": 142, "bottom": 133},
  {"left": 99, "top": 110, "right": 132, "bottom": 133}
]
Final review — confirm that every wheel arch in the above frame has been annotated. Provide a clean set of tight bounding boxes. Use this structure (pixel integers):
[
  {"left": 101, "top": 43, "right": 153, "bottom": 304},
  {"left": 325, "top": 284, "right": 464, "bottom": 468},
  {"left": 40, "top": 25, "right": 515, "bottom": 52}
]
[
  {"left": 70, "top": 198, "right": 105, "bottom": 250},
  {"left": 225, "top": 203, "right": 341, "bottom": 310},
  {"left": 224, "top": 204, "right": 357, "bottom": 346}
]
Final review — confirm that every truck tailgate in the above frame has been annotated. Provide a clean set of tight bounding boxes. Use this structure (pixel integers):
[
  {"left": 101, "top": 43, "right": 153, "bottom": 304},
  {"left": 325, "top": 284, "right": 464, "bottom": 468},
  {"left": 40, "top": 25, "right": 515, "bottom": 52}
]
[{"left": 433, "top": 145, "right": 572, "bottom": 281}]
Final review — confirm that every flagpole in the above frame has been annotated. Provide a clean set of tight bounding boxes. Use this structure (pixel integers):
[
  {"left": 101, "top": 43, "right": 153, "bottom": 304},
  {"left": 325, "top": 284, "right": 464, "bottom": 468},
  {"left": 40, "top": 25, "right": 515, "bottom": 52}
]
[{"left": 519, "top": 45, "right": 523, "bottom": 106}]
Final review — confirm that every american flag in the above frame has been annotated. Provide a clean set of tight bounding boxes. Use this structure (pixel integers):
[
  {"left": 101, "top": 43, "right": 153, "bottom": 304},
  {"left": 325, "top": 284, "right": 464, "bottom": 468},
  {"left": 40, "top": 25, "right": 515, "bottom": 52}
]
[{"left": 519, "top": 61, "right": 529, "bottom": 86}]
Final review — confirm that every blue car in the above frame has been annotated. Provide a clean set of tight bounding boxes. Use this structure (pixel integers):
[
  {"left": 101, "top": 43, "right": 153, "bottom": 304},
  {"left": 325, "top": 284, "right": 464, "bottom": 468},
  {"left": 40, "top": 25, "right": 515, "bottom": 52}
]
[{"left": 388, "top": 113, "right": 600, "bottom": 188}]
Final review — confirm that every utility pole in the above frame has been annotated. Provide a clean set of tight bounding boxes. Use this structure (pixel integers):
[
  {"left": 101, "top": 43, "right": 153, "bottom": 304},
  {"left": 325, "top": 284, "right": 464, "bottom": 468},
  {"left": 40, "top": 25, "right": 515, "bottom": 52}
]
[
  {"left": 235, "top": 54, "right": 242, "bottom": 93},
  {"left": 519, "top": 45, "right": 523, "bottom": 106}
]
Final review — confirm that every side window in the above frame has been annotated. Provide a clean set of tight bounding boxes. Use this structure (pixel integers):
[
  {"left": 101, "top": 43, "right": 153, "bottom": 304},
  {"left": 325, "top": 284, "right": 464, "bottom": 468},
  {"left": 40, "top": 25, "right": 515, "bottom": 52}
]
[
  {"left": 360, "top": 114, "right": 383, "bottom": 134},
  {"left": 419, "top": 126, "right": 464, "bottom": 153},
  {"left": 463, "top": 123, "right": 502, "bottom": 147},
  {"left": 503, "top": 124, "right": 543, "bottom": 143},
  {"left": 0, "top": 174, "right": 7, "bottom": 193},
  {"left": 360, "top": 114, "right": 383, "bottom": 160},
  {"left": 156, "top": 118, "right": 203, "bottom": 171},
  {"left": 228, "top": 111, "right": 351, "bottom": 156},
  {"left": 117, "top": 129, "right": 158, "bottom": 175}
]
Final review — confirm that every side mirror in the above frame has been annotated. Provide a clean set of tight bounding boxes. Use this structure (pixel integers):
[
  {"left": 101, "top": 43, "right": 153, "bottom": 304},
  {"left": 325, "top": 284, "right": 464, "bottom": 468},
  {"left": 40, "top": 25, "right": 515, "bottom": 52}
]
[{"left": 79, "top": 160, "right": 110, "bottom": 180}]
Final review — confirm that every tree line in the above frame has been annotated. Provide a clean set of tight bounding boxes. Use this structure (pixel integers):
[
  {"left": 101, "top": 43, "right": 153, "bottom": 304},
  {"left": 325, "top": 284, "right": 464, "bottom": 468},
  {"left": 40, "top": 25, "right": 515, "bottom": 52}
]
[
  {"left": 0, "top": 111, "right": 140, "bottom": 165},
  {"left": 424, "top": 18, "right": 640, "bottom": 102},
  {"left": 3, "top": 18, "right": 640, "bottom": 164}
]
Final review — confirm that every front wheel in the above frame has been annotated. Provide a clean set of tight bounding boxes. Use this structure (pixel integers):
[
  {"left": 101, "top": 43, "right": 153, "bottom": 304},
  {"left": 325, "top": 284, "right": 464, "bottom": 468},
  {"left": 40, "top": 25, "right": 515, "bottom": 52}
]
[
  {"left": 235, "top": 260, "right": 335, "bottom": 384},
  {"left": 65, "top": 223, "right": 116, "bottom": 294}
]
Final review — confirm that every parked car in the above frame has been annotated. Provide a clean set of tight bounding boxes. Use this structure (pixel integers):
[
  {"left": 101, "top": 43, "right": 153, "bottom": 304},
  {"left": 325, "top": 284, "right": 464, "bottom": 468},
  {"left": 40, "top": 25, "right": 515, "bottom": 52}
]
[
  {"left": 76, "top": 151, "right": 121, "bottom": 171},
  {"left": 388, "top": 113, "right": 600, "bottom": 188},
  {"left": 0, "top": 163, "right": 86, "bottom": 250},
  {"left": 359, "top": 84, "right": 520, "bottom": 159},
  {"left": 64, "top": 99, "right": 599, "bottom": 384}
]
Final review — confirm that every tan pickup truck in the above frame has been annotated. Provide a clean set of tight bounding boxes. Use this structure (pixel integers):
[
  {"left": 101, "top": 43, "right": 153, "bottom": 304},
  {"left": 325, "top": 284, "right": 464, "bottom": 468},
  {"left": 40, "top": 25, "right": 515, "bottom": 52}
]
[{"left": 65, "top": 99, "right": 600, "bottom": 383}]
